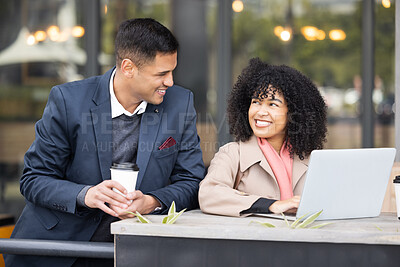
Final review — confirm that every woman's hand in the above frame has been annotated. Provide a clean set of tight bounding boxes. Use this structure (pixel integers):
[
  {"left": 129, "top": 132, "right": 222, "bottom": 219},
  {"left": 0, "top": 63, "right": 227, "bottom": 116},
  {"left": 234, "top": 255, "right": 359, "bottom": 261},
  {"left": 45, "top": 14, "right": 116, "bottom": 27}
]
[{"left": 268, "top": 195, "right": 301, "bottom": 214}]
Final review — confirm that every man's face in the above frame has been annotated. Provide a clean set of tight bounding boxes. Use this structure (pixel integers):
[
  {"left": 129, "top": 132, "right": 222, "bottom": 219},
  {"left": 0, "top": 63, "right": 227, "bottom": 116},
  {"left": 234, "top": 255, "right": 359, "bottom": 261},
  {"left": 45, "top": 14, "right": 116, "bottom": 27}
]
[{"left": 130, "top": 52, "right": 177, "bottom": 105}]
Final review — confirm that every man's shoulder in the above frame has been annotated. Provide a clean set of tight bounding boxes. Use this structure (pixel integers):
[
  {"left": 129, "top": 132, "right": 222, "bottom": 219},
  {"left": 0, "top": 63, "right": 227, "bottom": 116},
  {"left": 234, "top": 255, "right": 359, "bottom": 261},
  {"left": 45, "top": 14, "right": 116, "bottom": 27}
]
[
  {"left": 161, "top": 85, "right": 193, "bottom": 108},
  {"left": 55, "top": 75, "right": 101, "bottom": 95},
  {"left": 51, "top": 69, "right": 112, "bottom": 104},
  {"left": 165, "top": 85, "right": 192, "bottom": 97}
]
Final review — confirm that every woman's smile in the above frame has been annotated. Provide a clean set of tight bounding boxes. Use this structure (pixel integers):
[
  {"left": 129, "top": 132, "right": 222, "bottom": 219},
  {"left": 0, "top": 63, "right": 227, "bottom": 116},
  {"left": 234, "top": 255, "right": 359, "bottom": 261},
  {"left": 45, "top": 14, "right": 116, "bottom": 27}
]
[{"left": 255, "top": 119, "right": 272, "bottom": 127}]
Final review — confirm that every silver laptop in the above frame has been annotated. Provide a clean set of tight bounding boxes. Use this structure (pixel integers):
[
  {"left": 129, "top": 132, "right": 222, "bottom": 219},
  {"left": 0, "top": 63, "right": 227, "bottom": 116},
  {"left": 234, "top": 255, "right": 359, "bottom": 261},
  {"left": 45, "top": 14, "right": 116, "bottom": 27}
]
[{"left": 256, "top": 148, "right": 396, "bottom": 221}]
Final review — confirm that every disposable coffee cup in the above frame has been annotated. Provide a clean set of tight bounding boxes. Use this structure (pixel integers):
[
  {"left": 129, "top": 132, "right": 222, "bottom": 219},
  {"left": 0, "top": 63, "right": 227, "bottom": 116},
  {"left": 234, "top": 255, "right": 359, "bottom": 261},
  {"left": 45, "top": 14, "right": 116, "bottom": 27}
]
[
  {"left": 393, "top": 175, "right": 400, "bottom": 220},
  {"left": 110, "top": 162, "right": 139, "bottom": 197}
]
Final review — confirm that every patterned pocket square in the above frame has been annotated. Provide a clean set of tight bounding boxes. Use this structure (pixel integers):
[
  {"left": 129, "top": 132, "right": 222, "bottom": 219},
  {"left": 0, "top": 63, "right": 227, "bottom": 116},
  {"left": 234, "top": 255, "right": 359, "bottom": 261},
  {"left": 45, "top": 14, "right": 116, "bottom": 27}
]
[{"left": 158, "top": 137, "right": 176, "bottom": 150}]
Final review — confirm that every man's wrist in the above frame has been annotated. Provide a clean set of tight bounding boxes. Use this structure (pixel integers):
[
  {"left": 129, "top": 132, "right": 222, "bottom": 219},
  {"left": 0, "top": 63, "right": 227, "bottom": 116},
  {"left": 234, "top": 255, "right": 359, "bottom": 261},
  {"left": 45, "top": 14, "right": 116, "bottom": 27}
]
[
  {"left": 76, "top": 185, "right": 92, "bottom": 209},
  {"left": 145, "top": 195, "right": 162, "bottom": 213}
]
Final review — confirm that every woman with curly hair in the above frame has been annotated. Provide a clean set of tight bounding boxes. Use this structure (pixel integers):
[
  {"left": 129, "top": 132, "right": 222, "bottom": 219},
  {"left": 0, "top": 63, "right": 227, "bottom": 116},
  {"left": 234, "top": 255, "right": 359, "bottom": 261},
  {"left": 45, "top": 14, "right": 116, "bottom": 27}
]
[{"left": 199, "top": 58, "right": 327, "bottom": 217}]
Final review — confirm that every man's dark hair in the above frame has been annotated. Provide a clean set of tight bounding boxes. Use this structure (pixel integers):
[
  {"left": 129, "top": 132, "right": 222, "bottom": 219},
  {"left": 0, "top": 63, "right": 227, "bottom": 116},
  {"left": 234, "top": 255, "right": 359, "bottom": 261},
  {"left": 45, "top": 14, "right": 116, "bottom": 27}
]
[
  {"left": 115, "top": 18, "right": 179, "bottom": 68},
  {"left": 227, "top": 58, "right": 327, "bottom": 160}
]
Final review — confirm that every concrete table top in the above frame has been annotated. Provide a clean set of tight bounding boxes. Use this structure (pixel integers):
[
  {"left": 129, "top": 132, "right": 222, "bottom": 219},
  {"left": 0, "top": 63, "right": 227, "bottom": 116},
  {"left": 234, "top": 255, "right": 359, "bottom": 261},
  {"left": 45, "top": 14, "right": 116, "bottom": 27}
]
[{"left": 111, "top": 210, "right": 400, "bottom": 245}]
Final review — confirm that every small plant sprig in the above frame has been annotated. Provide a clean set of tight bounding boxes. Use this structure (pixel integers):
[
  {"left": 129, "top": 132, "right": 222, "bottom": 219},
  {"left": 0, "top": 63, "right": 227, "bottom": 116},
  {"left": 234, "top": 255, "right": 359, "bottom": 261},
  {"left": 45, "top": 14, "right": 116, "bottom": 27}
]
[
  {"left": 161, "top": 201, "right": 187, "bottom": 224},
  {"left": 251, "top": 210, "right": 333, "bottom": 229},
  {"left": 125, "top": 201, "right": 186, "bottom": 224}
]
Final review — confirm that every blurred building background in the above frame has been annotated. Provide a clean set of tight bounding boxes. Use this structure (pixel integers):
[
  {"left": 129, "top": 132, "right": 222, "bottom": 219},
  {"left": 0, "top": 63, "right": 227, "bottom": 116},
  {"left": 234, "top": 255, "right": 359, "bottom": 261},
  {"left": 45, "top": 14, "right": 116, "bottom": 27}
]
[{"left": 0, "top": 0, "right": 395, "bottom": 219}]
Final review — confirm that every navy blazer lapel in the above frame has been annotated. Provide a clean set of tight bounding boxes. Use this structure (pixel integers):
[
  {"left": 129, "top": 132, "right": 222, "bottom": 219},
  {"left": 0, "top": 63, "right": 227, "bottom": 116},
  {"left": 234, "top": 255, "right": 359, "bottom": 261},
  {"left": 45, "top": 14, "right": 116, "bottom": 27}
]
[
  {"left": 136, "top": 104, "right": 163, "bottom": 188},
  {"left": 91, "top": 68, "right": 114, "bottom": 180}
]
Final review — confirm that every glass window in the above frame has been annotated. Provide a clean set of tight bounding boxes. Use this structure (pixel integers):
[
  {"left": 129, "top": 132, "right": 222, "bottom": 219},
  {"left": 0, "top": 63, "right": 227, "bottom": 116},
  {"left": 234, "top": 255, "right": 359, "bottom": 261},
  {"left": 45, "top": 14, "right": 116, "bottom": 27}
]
[
  {"left": 230, "top": 0, "right": 394, "bottom": 150},
  {"left": 0, "top": 0, "right": 395, "bottom": 220},
  {"left": 0, "top": 0, "right": 86, "bottom": 219}
]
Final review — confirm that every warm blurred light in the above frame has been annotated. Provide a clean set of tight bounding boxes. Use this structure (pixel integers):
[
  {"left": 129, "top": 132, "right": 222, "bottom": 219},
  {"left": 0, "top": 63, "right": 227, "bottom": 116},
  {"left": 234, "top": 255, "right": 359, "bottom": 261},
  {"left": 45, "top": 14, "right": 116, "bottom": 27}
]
[
  {"left": 27, "top": 34, "right": 36, "bottom": 45},
  {"left": 329, "top": 29, "right": 346, "bottom": 41},
  {"left": 58, "top": 31, "right": 70, "bottom": 42},
  {"left": 280, "top": 30, "right": 291, "bottom": 42},
  {"left": 72, "top": 26, "right": 85, "bottom": 38},
  {"left": 47, "top": 25, "right": 60, "bottom": 41},
  {"left": 104, "top": 4, "right": 108, "bottom": 14},
  {"left": 274, "top": 26, "right": 291, "bottom": 41},
  {"left": 382, "top": 0, "right": 391, "bottom": 8},
  {"left": 317, "top": 30, "right": 326, "bottom": 40},
  {"left": 232, "top": 0, "right": 244, "bottom": 13},
  {"left": 301, "top": 26, "right": 319, "bottom": 41},
  {"left": 274, "top": 26, "right": 284, "bottom": 37},
  {"left": 301, "top": 26, "right": 325, "bottom": 41},
  {"left": 34, "top": 30, "right": 46, "bottom": 42}
]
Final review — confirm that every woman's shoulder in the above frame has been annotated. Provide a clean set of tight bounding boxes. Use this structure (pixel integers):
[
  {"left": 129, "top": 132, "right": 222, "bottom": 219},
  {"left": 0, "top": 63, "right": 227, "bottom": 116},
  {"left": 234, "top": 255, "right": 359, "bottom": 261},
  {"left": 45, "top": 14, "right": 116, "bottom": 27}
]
[
  {"left": 219, "top": 136, "right": 257, "bottom": 151},
  {"left": 219, "top": 141, "right": 240, "bottom": 151},
  {"left": 216, "top": 137, "right": 260, "bottom": 160},
  {"left": 208, "top": 142, "right": 241, "bottom": 165}
]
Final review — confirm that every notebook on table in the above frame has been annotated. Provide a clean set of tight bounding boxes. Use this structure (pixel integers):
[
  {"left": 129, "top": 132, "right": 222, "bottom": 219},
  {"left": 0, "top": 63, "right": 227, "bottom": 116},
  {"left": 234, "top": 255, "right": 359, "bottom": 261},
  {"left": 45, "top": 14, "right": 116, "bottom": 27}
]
[{"left": 255, "top": 148, "right": 396, "bottom": 221}]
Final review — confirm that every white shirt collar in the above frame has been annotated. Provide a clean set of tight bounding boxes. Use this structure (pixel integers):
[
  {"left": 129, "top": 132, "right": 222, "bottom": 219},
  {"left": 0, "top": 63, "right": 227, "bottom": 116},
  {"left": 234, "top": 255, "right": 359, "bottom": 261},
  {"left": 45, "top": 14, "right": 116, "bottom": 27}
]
[{"left": 109, "top": 69, "right": 147, "bottom": 118}]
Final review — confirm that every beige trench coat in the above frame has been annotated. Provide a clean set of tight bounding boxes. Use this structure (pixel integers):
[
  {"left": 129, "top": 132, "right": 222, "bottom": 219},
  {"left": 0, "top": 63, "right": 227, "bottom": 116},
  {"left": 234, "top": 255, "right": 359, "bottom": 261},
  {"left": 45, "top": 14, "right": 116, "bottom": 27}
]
[{"left": 199, "top": 135, "right": 309, "bottom": 217}]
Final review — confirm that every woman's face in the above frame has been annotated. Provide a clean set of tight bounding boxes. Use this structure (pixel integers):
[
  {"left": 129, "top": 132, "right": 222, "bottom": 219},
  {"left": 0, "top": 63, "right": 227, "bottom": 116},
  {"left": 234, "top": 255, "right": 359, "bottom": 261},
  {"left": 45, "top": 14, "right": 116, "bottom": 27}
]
[{"left": 248, "top": 91, "right": 288, "bottom": 143}]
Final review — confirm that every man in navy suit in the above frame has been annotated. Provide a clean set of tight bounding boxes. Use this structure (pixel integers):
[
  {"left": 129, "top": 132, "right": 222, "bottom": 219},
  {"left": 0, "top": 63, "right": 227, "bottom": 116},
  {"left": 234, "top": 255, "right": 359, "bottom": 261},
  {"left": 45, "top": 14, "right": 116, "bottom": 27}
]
[{"left": 6, "top": 18, "right": 205, "bottom": 267}]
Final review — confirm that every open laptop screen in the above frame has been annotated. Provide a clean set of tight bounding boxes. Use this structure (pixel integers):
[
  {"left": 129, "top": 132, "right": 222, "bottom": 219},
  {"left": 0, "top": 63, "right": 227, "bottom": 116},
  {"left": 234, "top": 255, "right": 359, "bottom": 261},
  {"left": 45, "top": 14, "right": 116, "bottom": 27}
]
[{"left": 297, "top": 148, "right": 396, "bottom": 220}]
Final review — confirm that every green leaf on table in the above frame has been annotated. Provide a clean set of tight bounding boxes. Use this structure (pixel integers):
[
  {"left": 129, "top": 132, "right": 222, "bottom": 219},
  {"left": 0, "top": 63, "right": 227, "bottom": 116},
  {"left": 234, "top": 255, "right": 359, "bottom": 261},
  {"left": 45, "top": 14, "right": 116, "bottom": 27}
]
[
  {"left": 281, "top": 213, "right": 290, "bottom": 227},
  {"left": 310, "top": 222, "right": 333, "bottom": 229},
  {"left": 166, "top": 208, "right": 186, "bottom": 224},
  {"left": 162, "top": 214, "right": 174, "bottom": 224},
  {"left": 251, "top": 220, "right": 276, "bottom": 228},
  {"left": 168, "top": 201, "right": 176, "bottom": 217},
  {"left": 135, "top": 211, "right": 152, "bottom": 224},
  {"left": 290, "top": 213, "right": 310, "bottom": 229},
  {"left": 296, "top": 210, "right": 323, "bottom": 229}
]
